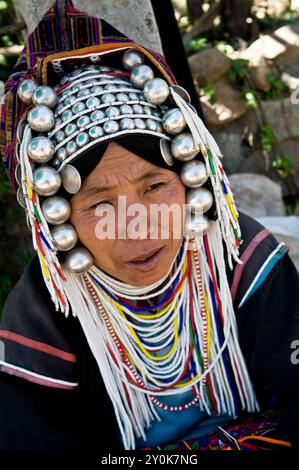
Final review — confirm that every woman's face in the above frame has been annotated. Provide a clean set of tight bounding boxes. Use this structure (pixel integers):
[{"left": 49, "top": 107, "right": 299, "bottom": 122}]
[{"left": 70, "top": 141, "right": 185, "bottom": 286}]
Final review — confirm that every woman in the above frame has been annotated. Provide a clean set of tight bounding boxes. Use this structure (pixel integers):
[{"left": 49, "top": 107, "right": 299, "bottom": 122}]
[{"left": 0, "top": 0, "right": 299, "bottom": 452}]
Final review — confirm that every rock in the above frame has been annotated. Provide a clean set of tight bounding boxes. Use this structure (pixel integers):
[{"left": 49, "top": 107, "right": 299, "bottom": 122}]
[
  {"left": 250, "top": 64, "right": 272, "bottom": 92},
  {"left": 188, "top": 48, "right": 232, "bottom": 85},
  {"left": 281, "top": 57, "right": 299, "bottom": 90},
  {"left": 229, "top": 173, "right": 286, "bottom": 217},
  {"left": 200, "top": 80, "right": 247, "bottom": 126},
  {"left": 261, "top": 98, "right": 299, "bottom": 141},
  {"left": 211, "top": 131, "right": 242, "bottom": 174},
  {"left": 239, "top": 21, "right": 299, "bottom": 66},
  {"left": 256, "top": 216, "right": 299, "bottom": 272}
]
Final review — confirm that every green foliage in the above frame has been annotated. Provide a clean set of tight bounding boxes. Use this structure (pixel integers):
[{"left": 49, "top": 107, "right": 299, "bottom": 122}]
[
  {"left": 261, "top": 124, "right": 276, "bottom": 152},
  {"left": 264, "top": 73, "right": 285, "bottom": 100},
  {"left": 185, "top": 37, "right": 208, "bottom": 57},
  {"left": 203, "top": 83, "right": 216, "bottom": 104},
  {"left": 272, "top": 154, "right": 295, "bottom": 179},
  {"left": 228, "top": 59, "right": 249, "bottom": 82}
]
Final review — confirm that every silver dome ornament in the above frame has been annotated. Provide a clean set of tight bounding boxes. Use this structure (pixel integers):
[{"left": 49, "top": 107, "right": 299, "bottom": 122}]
[
  {"left": 180, "top": 160, "right": 208, "bottom": 188},
  {"left": 134, "top": 118, "right": 146, "bottom": 129},
  {"left": 33, "top": 166, "right": 61, "bottom": 196},
  {"left": 130, "top": 65, "right": 154, "bottom": 89},
  {"left": 27, "top": 105, "right": 55, "bottom": 132},
  {"left": 143, "top": 105, "right": 153, "bottom": 115},
  {"left": 116, "top": 92, "right": 129, "bottom": 102},
  {"left": 32, "top": 86, "right": 57, "bottom": 108},
  {"left": 171, "top": 85, "right": 191, "bottom": 103},
  {"left": 18, "top": 79, "right": 38, "bottom": 105},
  {"left": 28, "top": 136, "right": 55, "bottom": 163},
  {"left": 90, "top": 109, "right": 105, "bottom": 122},
  {"left": 184, "top": 213, "right": 211, "bottom": 237},
  {"left": 91, "top": 85, "right": 103, "bottom": 94},
  {"left": 51, "top": 223, "right": 78, "bottom": 251},
  {"left": 16, "top": 187, "right": 26, "bottom": 208},
  {"left": 145, "top": 118, "right": 157, "bottom": 131},
  {"left": 186, "top": 188, "right": 214, "bottom": 214},
  {"left": 171, "top": 133, "right": 198, "bottom": 161},
  {"left": 42, "top": 196, "right": 71, "bottom": 225},
  {"left": 122, "top": 49, "right": 144, "bottom": 71},
  {"left": 64, "top": 247, "right": 93, "bottom": 273},
  {"left": 55, "top": 130, "right": 65, "bottom": 143},
  {"left": 89, "top": 126, "right": 104, "bottom": 139},
  {"left": 120, "top": 118, "right": 135, "bottom": 130},
  {"left": 129, "top": 92, "right": 139, "bottom": 100},
  {"left": 61, "top": 164, "right": 82, "bottom": 194},
  {"left": 101, "top": 93, "right": 116, "bottom": 104},
  {"left": 104, "top": 84, "right": 118, "bottom": 92},
  {"left": 144, "top": 78, "right": 170, "bottom": 105},
  {"left": 105, "top": 106, "right": 120, "bottom": 118},
  {"left": 66, "top": 141, "right": 77, "bottom": 156},
  {"left": 160, "top": 138, "right": 173, "bottom": 166},
  {"left": 77, "top": 115, "right": 91, "bottom": 128},
  {"left": 132, "top": 104, "right": 143, "bottom": 114},
  {"left": 57, "top": 147, "right": 68, "bottom": 161},
  {"left": 76, "top": 132, "right": 89, "bottom": 148},
  {"left": 65, "top": 123, "right": 77, "bottom": 137},
  {"left": 162, "top": 108, "right": 186, "bottom": 135},
  {"left": 120, "top": 104, "right": 133, "bottom": 115},
  {"left": 72, "top": 102, "right": 86, "bottom": 114},
  {"left": 86, "top": 96, "right": 101, "bottom": 109},
  {"left": 103, "top": 120, "right": 119, "bottom": 134}
]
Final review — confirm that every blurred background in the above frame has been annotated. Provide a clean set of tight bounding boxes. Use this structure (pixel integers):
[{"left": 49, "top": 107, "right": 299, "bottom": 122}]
[{"left": 1, "top": 0, "right": 299, "bottom": 311}]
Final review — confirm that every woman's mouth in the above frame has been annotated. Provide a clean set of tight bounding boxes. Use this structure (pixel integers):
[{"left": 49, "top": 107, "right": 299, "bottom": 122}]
[{"left": 126, "top": 246, "right": 165, "bottom": 272}]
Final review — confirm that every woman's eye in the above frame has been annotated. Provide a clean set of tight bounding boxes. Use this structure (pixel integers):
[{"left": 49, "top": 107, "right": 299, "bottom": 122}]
[{"left": 145, "top": 182, "right": 165, "bottom": 193}]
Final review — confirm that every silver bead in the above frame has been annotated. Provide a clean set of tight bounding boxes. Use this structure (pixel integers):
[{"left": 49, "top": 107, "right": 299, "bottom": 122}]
[
  {"left": 145, "top": 119, "right": 157, "bottom": 131},
  {"left": 90, "top": 54, "right": 101, "bottom": 63},
  {"left": 57, "top": 147, "right": 68, "bottom": 161},
  {"left": 55, "top": 117, "right": 62, "bottom": 127},
  {"left": 76, "top": 132, "right": 89, "bottom": 148},
  {"left": 101, "top": 93, "right": 116, "bottom": 104},
  {"left": 122, "top": 49, "right": 144, "bottom": 70},
  {"left": 129, "top": 92, "right": 139, "bottom": 100},
  {"left": 105, "top": 106, "right": 120, "bottom": 118},
  {"left": 134, "top": 118, "right": 146, "bottom": 129},
  {"left": 171, "top": 133, "right": 198, "bottom": 161},
  {"left": 160, "top": 138, "right": 173, "bottom": 166},
  {"left": 15, "top": 164, "right": 22, "bottom": 185},
  {"left": 91, "top": 85, "right": 103, "bottom": 94},
  {"left": 184, "top": 214, "right": 211, "bottom": 237},
  {"left": 130, "top": 65, "right": 154, "bottom": 89},
  {"left": 61, "top": 164, "right": 82, "bottom": 194},
  {"left": 180, "top": 161, "right": 208, "bottom": 188},
  {"left": 116, "top": 92, "right": 128, "bottom": 102},
  {"left": 42, "top": 196, "right": 71, "bottom": 225},
  {"left": 65, "top": 123, "right": 77, "bottom": 137},
  {"left": 27, "top": 105, "right": 55, "bottom": 132},
  {"left": 132, "top": 104, "right": 143, "bottom": 114},
  {"left": 28, "top": 136, "right": 55, "bottom": 163},
  {"left": 120, "top": 118, "right": 135, "bottom": 130},
  {"left": 51, "top": 157, "right": 62, "bottom": 169},
  {"left": 77, "top": 89, "right": 90, "bottom": 98},
  {"left": 64, "top": 247, "right": 93, "bottom": 273},
  {"left": 104, "top": 84, "right": 118, "bottom": 91},
  {"left": 77, "top": 115, "right": 90, "bottom": 128},
  {"left": 72, "top": 102, "right": 86, "bottom": 114},
  {"left": 91, "top": 110, "right": 105, "bottom": 122},
  {"left": 32, "top": 86, "right": 57, "bottom": 108},
  {"left": 55, "top": 130, "right": 65, "bottom": 143},
  {"left": 86, "top": 96, "right": 101, "bottom": 109},
  {"left": 33, "top": 166, "right": 61, "bottom": 196},
  {"left": 103, "top": 120, "right": 119, "bottom": 133},
  {"left": 120, "top": 104, "right": 133, "bottom": 115},
  {"left": 162, "top": 108, "right": 186, "bottom": 135},
  {"left": 66, "top": 140, "right": 78, "bottom": 156},
  {"left": 186, "top": 188, "right": 213, "bottom": 214},
  {"left": 143, "top": 105, "right": 152, "bottom": 115},
  {"left": 62, "top": 110, "right": 73, "bottom": 121},
  {"left": 18, "top": 79, "right": 38, "bottom": 105},
  {"left": 51, "top": 223, "right": 78, "bottom": 251},
  {"left": 89, "top": 126, "right": 104, "bottom": 139},
  {"left": 144, "top": 78, "right": 170, "bottom": 105}
]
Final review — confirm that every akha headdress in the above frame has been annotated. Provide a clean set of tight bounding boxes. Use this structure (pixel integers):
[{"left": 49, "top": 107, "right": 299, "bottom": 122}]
[{"left": 1, "top": 0, "right": 258, "bottom": 450}]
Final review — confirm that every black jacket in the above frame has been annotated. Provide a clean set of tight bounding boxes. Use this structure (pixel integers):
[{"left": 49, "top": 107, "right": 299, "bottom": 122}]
[{"left": 0, "top": 213, "right": 299, "bottom": 453}]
